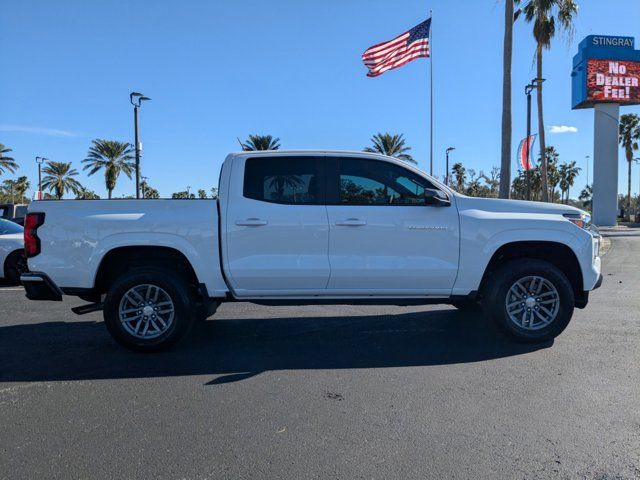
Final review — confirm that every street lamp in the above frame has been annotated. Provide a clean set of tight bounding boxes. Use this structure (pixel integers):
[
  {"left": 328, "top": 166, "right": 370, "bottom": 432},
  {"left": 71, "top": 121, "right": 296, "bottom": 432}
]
[
  {"left": 186, "top": 185, "right": 191, "bottom": 197},
  {"left": 35, "top": 156, "right": 48, "bottom": 200},
  {"left": 585, "top": 155, "right": 591, "bottom": 187},
  {"left": 130, "top": 92, "right": 151, "bottom": 199},
  {"left": 524, "top": 78, "right": 544, "bottom": 200},
  {"left": 445, "top": 147, "right": 455, "bottom": 186}
]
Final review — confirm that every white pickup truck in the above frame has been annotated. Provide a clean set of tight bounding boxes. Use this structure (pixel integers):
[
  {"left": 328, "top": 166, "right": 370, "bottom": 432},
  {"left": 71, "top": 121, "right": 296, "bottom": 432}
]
[{"left": 21, "top": 150, "right": 602, "bottom": 351}]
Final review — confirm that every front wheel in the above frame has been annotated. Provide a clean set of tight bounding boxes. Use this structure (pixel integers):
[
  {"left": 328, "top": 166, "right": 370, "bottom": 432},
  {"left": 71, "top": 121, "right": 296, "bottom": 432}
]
[
  {"left": 103, "top": 268, "right": 196, "bottom": 352},
  {"left": 483, "top": 259, "right": 575, "bottom": 343}
]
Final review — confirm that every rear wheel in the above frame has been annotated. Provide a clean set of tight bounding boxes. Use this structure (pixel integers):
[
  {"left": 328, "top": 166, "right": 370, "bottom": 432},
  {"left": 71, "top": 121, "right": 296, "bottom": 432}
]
[
  {"left": 4, "top": 250, "right": 27, "bottom": 285},
  {"left": 103, "top": 268, "right": 196, "bottom": 352},
  {"left": 483, "top": 259, "right": 575, "bottom": 343}
]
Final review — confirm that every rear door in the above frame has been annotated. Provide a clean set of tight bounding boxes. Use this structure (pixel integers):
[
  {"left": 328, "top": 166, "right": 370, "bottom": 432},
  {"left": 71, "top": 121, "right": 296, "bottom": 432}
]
[
  {"left": 325, "top": 156, "right": 460, "bottom": 295},
  {"left": 224, "top": 155, "right": 330, "bottom": 296}
]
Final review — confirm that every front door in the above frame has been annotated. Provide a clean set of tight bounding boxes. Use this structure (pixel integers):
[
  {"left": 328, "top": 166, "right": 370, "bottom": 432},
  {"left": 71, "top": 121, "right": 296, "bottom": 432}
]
[
  {"left": 325, "top": 156, "right": 460, "bottom": 295},
  {"left": 225, "top": 155, "right": 330, "bottom": 296}
]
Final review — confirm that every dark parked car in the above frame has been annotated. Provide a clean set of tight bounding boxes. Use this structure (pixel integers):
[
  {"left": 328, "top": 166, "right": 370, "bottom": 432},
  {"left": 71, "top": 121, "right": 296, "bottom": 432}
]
[{"left": 0, "top": 203, "right": 28, "bottom": 226}]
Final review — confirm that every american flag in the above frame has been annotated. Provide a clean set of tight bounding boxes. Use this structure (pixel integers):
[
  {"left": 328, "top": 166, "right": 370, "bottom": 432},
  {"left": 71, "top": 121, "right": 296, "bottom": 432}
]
[{"left": 362, "top": 18, "right": 431, "bottom": 77}]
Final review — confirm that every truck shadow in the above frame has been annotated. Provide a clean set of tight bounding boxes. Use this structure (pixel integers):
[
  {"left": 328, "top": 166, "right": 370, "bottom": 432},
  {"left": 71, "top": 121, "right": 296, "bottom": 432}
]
[{"left": 0, "top": 310, "right": 550, "bottom": 385}]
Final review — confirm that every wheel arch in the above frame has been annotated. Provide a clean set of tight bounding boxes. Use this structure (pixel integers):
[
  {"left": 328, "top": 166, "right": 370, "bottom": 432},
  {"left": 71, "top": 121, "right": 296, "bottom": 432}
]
[
  {"left": 93, "top": 246, "right": 200, "bottom": 296},
  {"left": 478, "top": 241, "right": 583, "bottom": 301}
]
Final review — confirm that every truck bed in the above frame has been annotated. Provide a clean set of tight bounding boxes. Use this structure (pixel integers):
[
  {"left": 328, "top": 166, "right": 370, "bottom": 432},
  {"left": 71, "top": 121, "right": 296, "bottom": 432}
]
[{"left": 27, "top": 199, "right": 228, "bottom": 297}]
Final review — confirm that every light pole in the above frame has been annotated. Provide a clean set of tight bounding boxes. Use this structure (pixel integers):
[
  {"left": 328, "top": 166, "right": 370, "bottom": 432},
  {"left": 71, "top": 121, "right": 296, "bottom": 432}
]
[
  {"left": 186, "top": 186, "right": 191, "bottom": 197},
  {"left": 130, "top": 92, "right": 151, "bottom": 199},
  {"left": 445, "top": 147, "right": 455, "bottom": 186},
  {"left": 35, "top": 157, "right": 47, "bottom": 200},
  {"left": 585, "top": 155, "right": 590, "bottom": 187},
  {"left": 524, "top": 78, "right": 544, "bottom": 201}
]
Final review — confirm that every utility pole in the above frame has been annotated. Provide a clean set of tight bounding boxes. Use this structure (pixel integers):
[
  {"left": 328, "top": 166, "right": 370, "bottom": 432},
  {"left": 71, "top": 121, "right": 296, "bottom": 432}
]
[
  {"left": 130, "top": 92, "right": 151, "bottom": 199},
  {"left": 445, "top": 147, "right": 455, "bottom": 186}
]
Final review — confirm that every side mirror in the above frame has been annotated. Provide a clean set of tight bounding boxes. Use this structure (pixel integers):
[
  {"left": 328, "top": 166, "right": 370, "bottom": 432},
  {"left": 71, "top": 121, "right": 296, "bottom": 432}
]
[{"left": 424, "top": 188, "right": 451, "bottom": 207}]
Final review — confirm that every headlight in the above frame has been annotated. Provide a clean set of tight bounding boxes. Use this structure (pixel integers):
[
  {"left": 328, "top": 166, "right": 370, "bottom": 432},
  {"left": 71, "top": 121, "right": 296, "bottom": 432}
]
[{"left": 563, "top": 212, "right": 591, "bottom": 229}]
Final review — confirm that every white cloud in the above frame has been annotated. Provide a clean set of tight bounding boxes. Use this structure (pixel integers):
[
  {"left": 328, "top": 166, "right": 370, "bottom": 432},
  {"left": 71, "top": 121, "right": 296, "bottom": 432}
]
[
  {"left": 0, "top": 124, "right": 77, "bottom": 137},
  {"left": 549, "top": 125, "right": 578, "bottom": 134}
]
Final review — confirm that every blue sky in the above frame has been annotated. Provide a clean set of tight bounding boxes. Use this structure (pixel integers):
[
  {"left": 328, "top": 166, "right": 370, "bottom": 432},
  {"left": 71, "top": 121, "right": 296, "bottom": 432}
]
[{"left": 1, "top": 0, "right": 640, "bottom": 199}]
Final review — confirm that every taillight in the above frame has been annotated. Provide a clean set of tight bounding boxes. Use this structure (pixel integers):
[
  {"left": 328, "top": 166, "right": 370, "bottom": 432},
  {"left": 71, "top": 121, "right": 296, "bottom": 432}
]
[{"left": 24, "top": 212, "right": 45, "bottom": 258}]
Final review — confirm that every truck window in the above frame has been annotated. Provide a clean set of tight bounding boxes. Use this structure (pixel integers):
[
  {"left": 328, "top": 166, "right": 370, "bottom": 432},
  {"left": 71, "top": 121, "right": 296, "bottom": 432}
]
[
  {"left": 335, "top": 158, "right": 435, "bottom": 206},
  {"left": 243, "top": 157, "right": 323, "bottom": 205}
]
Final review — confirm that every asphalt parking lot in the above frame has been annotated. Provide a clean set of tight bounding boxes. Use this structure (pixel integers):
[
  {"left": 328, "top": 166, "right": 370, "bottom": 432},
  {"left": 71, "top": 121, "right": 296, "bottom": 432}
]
[{"left": 1, "top": 230, "right": 639, "bottom": 480}]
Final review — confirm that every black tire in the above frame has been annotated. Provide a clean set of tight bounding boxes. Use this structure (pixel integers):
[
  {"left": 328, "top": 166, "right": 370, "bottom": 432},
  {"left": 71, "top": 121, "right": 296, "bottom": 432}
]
[
  {"left": 4, "top": 250, "right": 27, "bottom": 285},
  {"left": 103, "top": 267, "right": 196, "bottom": 352},
  {"left": 483, "top": 259, "right": 575, "bottom": 343}
]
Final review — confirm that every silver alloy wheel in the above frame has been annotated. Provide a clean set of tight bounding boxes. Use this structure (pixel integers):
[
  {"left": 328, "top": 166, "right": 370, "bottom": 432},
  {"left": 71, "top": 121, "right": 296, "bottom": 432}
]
[
  {"left": 118, "top": 284, "right": 175, "bottom": 339},
  {"left": 505, "top": 275, "right": 560, "bottom": 331}
]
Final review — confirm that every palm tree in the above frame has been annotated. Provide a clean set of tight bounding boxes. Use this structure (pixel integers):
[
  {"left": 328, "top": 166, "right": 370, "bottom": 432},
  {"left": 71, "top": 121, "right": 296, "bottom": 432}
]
[
  {"left": 13, "top": 176, "right": 30, "bottom": 203},
  {"left": 545, "top": 146, "right": 560, "bottom": 202},
  {"left": 619, "top": 114, "right": 640, "bottom": 221},
  {"left": 578, "top": 184, "right": 592, "bottom": 210},
  {"left": 558, "top": 161, "right": 581, "bottom": 203},
  {"left": 140, "top": 180, "right": 160, "bottom": 199},
  {"left": 75, "top": 187, "right": 101, "bottom": 200},
  {"left": 239, "top": 135, "right": 281, "bottom": 151},
  {"left": 0, "top": 143, "right": 18, "bottom": 177},
  {"left": 364, "top": 133, "right": 415, "bottom": 164},
  {"left": 499, "top": 1, "right": 522, "bottom": 199},
  {"left": 82, "top": 139, "right": 135, "bottom": 199},
  {"left": 41, "top": 161, "right": 83, "bottom": 199},
  {"left": 523, "top": 0, "right": 578, "bottom": 202},
  {"left": 451, "top": 162, "right": 467, "bottom": 193}
]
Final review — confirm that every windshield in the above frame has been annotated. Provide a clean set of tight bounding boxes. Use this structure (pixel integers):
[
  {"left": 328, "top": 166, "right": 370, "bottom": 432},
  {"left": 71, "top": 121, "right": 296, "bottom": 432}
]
[{"left": 0, "top": 219, "right": 23, "bottom": 235}]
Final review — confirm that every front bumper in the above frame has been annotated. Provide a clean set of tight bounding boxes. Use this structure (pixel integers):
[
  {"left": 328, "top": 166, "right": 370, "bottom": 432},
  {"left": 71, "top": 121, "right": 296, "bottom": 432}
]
[{"left": 21, "top": 272, "right": 63, "bottom": 301}]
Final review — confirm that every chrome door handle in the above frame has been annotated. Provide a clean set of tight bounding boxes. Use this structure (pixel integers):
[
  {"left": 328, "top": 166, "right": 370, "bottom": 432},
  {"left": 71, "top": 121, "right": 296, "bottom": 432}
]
[
  {"left": 235, "top": 218, "right": 268, "bottom": 227},
  {"left": 335, "top": 218, "right": 367, "bottom": 226}
]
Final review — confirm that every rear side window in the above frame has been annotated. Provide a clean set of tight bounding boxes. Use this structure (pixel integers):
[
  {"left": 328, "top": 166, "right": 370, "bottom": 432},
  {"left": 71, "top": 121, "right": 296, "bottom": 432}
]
[{"left": 243, "top": 157, "right": 323, "bottom": 205}]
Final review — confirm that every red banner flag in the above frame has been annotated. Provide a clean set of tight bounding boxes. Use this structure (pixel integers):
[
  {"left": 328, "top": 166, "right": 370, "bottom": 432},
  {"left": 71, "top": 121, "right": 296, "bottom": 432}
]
[{"left": 517, "top": 135, "right": 537, "bottom": 171}]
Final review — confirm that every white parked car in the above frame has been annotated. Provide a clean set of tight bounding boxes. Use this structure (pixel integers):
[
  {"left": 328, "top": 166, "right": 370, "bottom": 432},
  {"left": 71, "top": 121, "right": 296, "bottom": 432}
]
[
  {"left": 0, "top": 218, "right": 26, "bottom": 284},
  {"left": 21, "top": 150, "right": 602, "bottom": 351}
]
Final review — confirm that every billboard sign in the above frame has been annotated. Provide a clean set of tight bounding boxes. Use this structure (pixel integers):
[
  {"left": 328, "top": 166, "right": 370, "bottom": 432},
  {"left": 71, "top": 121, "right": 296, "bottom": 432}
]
[
  {"left": 572, "top": 35, "right": 640, "bottom": 109},
  {"left": 587, "top": 59, "right": 640, "bottom": 103}
]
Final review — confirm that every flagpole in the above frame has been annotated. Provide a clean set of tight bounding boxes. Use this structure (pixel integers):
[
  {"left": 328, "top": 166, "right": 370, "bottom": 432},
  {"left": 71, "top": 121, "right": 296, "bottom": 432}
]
[{"left": 429, "top": 9, "right": 433, "bottom": 176}]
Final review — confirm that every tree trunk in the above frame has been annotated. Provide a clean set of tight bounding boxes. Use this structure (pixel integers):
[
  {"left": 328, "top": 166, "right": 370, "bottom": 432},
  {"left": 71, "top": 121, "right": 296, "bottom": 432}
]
[
  {"left": 108, "top": 189, "right": 113, "bottom": 200},
  {"left": 628, "top": 147, "right": 633, "bottom": 221},
  {"left": 499, "top": 0, "right": 514, "bottom": 199},
  {"left": 536, "top": 45, "right": 549, "bottom": 202}
]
